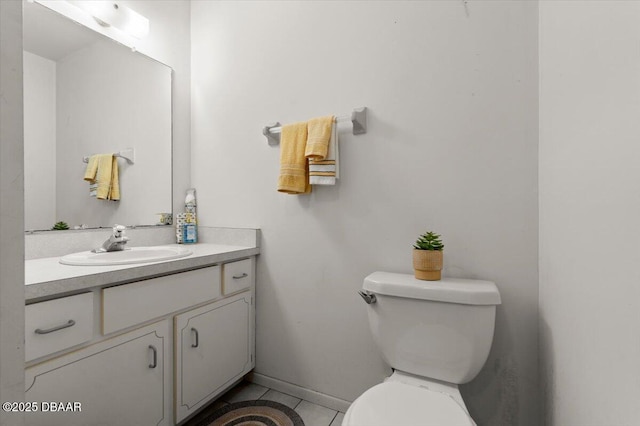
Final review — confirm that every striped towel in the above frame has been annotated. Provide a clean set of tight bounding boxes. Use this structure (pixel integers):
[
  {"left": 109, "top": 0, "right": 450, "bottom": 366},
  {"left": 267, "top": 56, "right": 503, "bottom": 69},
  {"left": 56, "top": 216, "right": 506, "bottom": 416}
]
[
  {"left": 309, "top": 120, "right": 339, "bottom": 185},
  {"left": 89, "top": 182, "right": 98, "bottom": 197}
]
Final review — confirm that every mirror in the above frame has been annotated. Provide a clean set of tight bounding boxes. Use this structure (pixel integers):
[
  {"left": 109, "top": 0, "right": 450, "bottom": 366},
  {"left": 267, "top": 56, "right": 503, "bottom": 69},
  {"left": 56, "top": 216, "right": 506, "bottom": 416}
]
[{"left": 23, "top": 1, "right": 172, "bottom": 231}]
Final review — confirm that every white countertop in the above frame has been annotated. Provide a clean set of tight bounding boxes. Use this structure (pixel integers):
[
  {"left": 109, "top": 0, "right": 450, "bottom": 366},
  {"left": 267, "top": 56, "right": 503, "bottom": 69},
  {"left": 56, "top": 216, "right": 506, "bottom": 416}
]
[{"left": 25, "top": 243, "right": 260, "bottom": 302}]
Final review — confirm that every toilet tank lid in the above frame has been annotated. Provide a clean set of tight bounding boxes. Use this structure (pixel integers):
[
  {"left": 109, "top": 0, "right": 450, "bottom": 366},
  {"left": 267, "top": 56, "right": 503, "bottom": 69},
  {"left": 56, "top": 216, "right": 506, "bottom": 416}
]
[{"left": 363, "top": 272, "right": 501, "bottom": 305}]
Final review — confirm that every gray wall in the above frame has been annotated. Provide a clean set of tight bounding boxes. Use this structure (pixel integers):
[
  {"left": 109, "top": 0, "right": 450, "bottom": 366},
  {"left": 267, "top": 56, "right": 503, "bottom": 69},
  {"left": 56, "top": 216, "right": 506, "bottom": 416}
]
[
  {"left": 539, "top": 1, "right": 640, "bottom": 424},
  {"left": 0, "top": 1, "right": 25, "bottom": 425},
  {"left": 191, "top": 2, "right": 539, "bottom": 425}
]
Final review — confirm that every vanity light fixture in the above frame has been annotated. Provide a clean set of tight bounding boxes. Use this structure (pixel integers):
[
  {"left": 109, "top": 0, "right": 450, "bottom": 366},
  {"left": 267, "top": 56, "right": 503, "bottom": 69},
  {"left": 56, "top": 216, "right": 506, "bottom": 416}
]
[{"left": 73, "top": 1, "right": 149, "bottom": 39}]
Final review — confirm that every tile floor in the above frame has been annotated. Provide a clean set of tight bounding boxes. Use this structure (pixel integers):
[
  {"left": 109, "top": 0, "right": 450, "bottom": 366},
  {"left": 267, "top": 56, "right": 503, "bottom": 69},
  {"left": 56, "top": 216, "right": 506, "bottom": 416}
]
[{"left": 184, "top": 380, "right": 345, "bottom": 426}]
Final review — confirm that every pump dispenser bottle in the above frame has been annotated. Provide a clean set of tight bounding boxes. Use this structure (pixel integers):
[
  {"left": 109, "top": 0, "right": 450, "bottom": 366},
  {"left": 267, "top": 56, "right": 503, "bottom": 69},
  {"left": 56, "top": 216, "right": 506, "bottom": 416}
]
[{"left": 183, "top": 188, "right": 197, "bottom": 243}]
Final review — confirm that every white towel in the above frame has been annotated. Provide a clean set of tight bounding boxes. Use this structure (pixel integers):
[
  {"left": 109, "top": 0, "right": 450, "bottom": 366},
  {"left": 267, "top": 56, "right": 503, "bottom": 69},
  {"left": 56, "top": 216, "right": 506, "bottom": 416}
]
[{"left": 309, "top": 120, "right": 339, "bottom": 185}]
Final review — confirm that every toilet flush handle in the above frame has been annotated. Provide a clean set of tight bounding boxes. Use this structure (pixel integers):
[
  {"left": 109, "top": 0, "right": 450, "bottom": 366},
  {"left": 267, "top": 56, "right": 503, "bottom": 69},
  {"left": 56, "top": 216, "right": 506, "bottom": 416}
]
[{"left": 358, "top": 290, "right": 377, "bottom": 304}]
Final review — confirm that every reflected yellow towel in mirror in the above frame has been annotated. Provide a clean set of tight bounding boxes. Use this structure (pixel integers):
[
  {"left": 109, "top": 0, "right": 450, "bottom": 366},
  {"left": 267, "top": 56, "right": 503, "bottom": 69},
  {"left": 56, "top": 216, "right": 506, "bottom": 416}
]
[{"left": 83, "top": 154, "right": 120, "bottom": 200}]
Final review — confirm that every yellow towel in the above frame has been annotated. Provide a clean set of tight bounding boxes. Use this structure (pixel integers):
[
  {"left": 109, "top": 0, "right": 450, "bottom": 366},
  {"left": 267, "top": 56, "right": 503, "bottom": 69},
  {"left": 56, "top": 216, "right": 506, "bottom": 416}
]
[
  {"left": 109, "top": 156, "right": 120, "bottom": 200},
  {"left": 83, "top": 155, "right": 99, "bottom": 182},
  {"left": 305, "top": 115, "right": 334, "bottom": 160},
  {"left": 278, "top": 122, "right": 311, "bottom": 194},
  {"left": 83, "top": 154, "right": 120, "bottom": 200}
]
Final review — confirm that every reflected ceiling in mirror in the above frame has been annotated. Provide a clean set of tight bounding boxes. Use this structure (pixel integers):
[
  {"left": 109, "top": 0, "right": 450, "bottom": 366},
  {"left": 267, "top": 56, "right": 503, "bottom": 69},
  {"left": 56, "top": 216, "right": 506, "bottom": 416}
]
[{"left": 23, "top": 1, "right": 172, "bottom": 232}]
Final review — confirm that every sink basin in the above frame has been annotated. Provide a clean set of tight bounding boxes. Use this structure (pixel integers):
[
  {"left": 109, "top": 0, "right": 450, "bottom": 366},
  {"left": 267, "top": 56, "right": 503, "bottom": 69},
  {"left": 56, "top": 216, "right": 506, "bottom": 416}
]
[{"left": 59, "top": 246, "right": 193, "bottom": 266}]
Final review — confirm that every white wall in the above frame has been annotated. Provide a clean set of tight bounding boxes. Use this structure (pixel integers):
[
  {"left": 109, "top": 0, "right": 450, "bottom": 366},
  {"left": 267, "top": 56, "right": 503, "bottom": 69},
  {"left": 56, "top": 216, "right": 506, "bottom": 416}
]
[
  {"left": 191, "top": 2, "right": 539, "bottom": 425},
  {"left": 55, "top": 38, "right": 171, "bottom": 228},
  {"left": 539, "top": 2, "right": 640, "bottom": 425},
  {"left": 23, "top": 51, "right": 57, "bottom": 231},
  {"left": 0, "top": 1, "right": 25, "bottom": 425}
]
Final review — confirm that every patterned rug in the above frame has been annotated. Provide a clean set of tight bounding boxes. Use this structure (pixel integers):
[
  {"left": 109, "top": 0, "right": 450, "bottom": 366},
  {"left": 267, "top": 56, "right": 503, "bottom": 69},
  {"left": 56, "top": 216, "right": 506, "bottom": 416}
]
[{"left": 195, "top": 400, "right": 305, "bottom": 426}]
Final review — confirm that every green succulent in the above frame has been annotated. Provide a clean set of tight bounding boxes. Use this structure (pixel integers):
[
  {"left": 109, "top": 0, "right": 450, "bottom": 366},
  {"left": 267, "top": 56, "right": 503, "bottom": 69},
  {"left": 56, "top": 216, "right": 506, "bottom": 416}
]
[
  {"left": 51, "top": 221, "right": 70, "bottom": 231},
  {"left": 413, "top": 231, "right": 444, "bottom": 251}
]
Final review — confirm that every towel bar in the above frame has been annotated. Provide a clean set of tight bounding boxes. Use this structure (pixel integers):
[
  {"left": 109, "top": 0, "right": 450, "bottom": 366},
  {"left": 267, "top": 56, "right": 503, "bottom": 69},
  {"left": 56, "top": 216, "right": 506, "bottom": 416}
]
[
  {"left": 263, "top": 107, "right": 367, "bottom": 145},
  {"left": 82, "top": 148, "right": 135, "bottom": 165}
]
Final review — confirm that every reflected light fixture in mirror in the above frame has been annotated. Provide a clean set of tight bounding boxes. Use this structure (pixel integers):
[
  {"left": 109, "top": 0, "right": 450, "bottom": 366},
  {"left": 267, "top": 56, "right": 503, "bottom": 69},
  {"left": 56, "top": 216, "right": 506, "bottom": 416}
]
[
  {"left": 73, "top": 1, "right": 149, "bottom": 39},
  {"left": 72, "top": 1, "right": 149, "bottom": 39},
  {"left": 34, "top": 1, "right": 149, "bottom": 41}
]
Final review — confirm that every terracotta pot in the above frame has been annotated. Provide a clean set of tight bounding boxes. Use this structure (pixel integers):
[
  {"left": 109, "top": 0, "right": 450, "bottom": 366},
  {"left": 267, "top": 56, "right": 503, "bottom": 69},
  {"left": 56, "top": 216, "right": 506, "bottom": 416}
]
[{"left": 412, "top": 249, "right": 443, "bottom": 281}]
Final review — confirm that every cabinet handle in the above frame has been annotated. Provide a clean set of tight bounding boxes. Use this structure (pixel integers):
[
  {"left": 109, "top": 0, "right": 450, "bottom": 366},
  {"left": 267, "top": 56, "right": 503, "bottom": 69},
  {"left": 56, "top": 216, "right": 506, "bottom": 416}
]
[
  {"left": 34, "top": 319, "right": 76, "bottom": 335},
  {"left": 191, "top": 327, "right": 199, "bottom": 348},
  {"left": 148, "top": 345, "right": 157, "bottom": 369},
  {"left": 232, "top": 273, "right": 248, "bottom": 279}
]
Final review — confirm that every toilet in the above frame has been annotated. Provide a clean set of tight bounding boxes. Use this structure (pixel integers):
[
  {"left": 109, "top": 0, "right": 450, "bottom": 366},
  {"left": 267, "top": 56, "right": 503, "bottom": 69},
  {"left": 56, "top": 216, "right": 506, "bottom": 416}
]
[{"left": 343, "top": 271, "right": 501, "bottom": 426}]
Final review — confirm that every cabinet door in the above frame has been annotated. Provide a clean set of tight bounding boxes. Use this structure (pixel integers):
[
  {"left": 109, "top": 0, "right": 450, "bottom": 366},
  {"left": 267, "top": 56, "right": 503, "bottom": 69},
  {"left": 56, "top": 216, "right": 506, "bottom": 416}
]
[
  {"left": 175, "top": 292, "right": 253, "bottom": 423},
  {"left": 25, "top": 321, "right": 170, "bottom": 426}
]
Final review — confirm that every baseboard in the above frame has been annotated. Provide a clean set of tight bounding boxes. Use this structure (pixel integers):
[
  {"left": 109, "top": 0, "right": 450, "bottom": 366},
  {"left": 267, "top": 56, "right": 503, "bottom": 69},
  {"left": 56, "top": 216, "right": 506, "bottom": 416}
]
[{"left": 247, "top": 372, "right": 352, "bottom": 413}]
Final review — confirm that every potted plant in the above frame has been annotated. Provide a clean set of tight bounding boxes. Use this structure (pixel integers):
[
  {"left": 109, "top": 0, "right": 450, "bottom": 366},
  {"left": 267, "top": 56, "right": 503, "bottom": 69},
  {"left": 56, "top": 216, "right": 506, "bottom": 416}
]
[
  {"left": 51, "top": 221, "right": 70, "bottom": 231},
  {"left": 412, "top": 231, "right": 444, "bottom": 281}
]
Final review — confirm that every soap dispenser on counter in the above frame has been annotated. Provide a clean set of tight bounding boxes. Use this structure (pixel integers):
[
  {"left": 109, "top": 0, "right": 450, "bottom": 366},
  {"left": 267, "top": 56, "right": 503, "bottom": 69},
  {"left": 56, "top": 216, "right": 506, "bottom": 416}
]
[{"left": 185, "top": 188, "right": 196, "bottom": 215}]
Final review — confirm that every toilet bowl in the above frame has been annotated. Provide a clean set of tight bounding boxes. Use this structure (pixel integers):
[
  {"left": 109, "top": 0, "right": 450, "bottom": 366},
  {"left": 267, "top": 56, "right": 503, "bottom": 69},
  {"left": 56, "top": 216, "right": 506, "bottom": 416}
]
[{"left": 343, "top": 272, "right": 501, "bottom": 426}]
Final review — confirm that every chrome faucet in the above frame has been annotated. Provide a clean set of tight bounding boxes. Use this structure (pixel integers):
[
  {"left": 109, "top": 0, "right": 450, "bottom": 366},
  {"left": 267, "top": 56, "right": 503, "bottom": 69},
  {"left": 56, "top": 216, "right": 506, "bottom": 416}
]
[{"left": 93, "top": 225, "right": 129, "bottom": 253}]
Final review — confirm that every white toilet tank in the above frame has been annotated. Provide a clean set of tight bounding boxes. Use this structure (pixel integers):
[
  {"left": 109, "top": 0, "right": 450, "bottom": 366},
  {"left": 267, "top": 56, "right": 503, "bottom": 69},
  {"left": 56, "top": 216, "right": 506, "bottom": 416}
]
[{"left": 362, "top": 272, "right": 501, "bottom": 384}]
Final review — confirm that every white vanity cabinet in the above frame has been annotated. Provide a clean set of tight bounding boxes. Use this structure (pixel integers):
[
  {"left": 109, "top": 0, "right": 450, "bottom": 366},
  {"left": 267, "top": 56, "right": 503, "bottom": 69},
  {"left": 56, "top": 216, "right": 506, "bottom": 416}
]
[
  {"left": 174, "top": 291, "right": 254, "bottom": 423},
  {"left": 24, "top": 256, "right": 256, "bottom": 426},
  {"left": 25, "top": 320, "right": 170, "bottom": 426}
]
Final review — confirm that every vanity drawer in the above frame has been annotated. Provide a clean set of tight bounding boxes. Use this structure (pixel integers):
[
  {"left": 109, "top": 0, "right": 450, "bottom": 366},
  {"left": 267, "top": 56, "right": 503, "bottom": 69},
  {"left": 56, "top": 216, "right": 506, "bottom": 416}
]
[
  {"left": 102, "top": 265, "right": 221, "bottom": 335},
  {"left": 25, "top": 292, "right": 94, "bottom": 362},
  {"left": 222, "top": 259, "right": 253, "bottom": 295}
]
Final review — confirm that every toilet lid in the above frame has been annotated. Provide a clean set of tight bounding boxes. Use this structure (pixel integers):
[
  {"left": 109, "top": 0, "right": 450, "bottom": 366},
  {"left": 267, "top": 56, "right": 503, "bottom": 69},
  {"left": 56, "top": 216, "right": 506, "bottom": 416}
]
[{"left": 345, "top": 382, "right": 474, "bottom": 426}]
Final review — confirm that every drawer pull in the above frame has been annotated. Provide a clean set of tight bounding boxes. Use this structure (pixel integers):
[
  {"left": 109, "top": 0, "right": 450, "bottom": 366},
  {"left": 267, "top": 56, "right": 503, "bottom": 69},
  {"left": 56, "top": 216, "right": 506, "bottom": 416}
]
[
  {"left": 34, "top": 319, "right": 76, "bottom": 335},
  {"left": 232, "top": 273, "right": 248, "bottom": 279},
  {"left": 148, "top": 345, "right": 157, "bottom": 369},
  {"left": 191, "top": 327, "right": 199, "bottom": 348}
]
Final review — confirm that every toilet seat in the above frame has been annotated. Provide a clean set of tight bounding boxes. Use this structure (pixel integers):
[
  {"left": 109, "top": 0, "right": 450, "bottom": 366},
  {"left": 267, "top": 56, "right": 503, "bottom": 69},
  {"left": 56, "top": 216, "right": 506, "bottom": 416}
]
[{"left": 343, "top": 381, "right": 474, "bottom": 426}]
